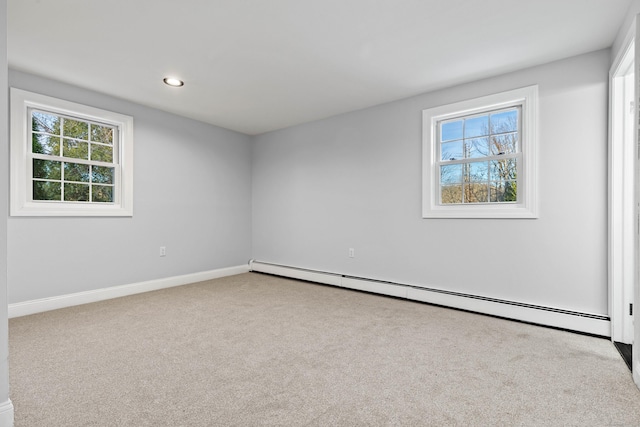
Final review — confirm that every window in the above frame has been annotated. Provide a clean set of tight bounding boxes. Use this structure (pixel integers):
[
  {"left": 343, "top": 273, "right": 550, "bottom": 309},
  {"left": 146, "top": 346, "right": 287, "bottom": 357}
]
[
  {"left": 422, "top": 86, "right": 538, "bottom": 218},
  {"left": 10, "top": 88, "right": 133, "bottom": 216}
]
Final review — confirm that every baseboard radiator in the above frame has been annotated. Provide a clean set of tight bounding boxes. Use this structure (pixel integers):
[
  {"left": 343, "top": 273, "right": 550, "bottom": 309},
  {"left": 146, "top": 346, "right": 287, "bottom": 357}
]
[{"left": 249, "top": 260, "right": 610, "bottom": 337}]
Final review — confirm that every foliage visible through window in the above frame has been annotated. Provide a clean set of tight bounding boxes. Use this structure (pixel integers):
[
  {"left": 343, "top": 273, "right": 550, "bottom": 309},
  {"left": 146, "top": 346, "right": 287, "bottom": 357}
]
[
  {"left": 10, "top": 88, "right": 133, "bottom": 217},
  {"left": 31, "top": 110, "right": 116, "bottom": 203},
  {"left": 438, "top": 107, "right": 519, "bottom": 204},
  {"left": 422, "top": 85, "right": 537, "bottom": 219}
]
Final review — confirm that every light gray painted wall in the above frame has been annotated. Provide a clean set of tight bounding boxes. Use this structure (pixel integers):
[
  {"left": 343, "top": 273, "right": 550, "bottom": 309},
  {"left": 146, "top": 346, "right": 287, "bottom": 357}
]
[
  {"left": 252, "top": 49, "right": 610, "bottom": 316},
  {"left": 0, "top": 0, "right": 10, "bottom": 411},
  {"left": 7, "top": 71, "right": 252, "bottom": 304},
  {"left": 612, "top": 0, "right": 639, "bottom": 60}
]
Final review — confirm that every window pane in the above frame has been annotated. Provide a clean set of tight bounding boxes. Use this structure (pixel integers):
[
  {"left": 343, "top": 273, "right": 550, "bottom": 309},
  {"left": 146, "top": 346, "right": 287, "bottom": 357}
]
[
  {"left": 466, "top": 137, "right": 490, "bottom": 158},
  {"left": 32, "top": 111, "right": 60, "bottom": 134},
  {"left": 441, "top": 140, "right": 463, "bottom": 160},
  {"left": 33, "top": 181, "right": 61, "bottom": 201},
  {"left": 490, "top": 159, "right": 517, "bottom": 181},
  {"left": 491, "top": 133, "right": 518, "bottom": 155},
  {"left": 64, "top": 183, "right": 90, "bottom": 201},
  {"left": 490, "top": 109, "right": 518, "bottom": 133},
  {"left": 441, "top": 120, "right": 463, "bottom": 142},
  {"left": 92, "top": 185, "right": 113, "bottom": 203},
  {"left": 464, "top": 115, "right": 488, "bottom": 138},
  {"left": 63, "top": 138, "right": 89, "bottom": 160},
  {"left": 64, "top": 162, "right": 90, "bottom": 182},
  {"left": 490, "top": 181, "right": 518, "bottom": 202},
  {"left": 63, "top": 118, "right": 88, "bottom": 140},
  {"left": 464, "top": 182, "right": 488, "bottom": 203},
  {"left": 90, "top": 124, "right": 113, "bottom": 145},
  {"left": 465, "top": 161, "right": 489, "bottom": 182},
  {"left": 32, "top": 134, "right": 61, "bottom": 155},
  {"left": 92, "top": 166, "right": 114, "bottom": 184},
  {"left": 33, "top": 159, "right": 61, "bottom": 180},
  {"left": 441, "top": 164, "right": 462, "bottom": 184},
  {"left": 441, "top": 184, "right": 462, "bottom": 204},
  {"left": 91, "top": 144, "right": 113, "bottom": 163}
]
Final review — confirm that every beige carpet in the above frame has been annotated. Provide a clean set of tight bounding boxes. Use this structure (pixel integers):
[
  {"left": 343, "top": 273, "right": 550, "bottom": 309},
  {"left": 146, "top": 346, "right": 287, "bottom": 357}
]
[{"left": 9, "top": 272, "right": 640, "bottom": 426}]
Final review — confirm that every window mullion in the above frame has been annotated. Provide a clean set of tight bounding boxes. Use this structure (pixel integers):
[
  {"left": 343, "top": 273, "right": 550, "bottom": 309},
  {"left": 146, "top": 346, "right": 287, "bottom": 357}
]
[
  {"left": 60, "top": 154, "right": 65, "bottom": 201},
  {"left": 60, "top": 116, "right": 65, "bottom": 158},
  {"left": 30, "top": 153, "right": 113, "bottom": 169},
  {"left": 462, "top": 120, "right": 466, "bottom": 203},
  {"left": 88, "top": 126, "right": 92, "bottom": 166},
  {"left": 438, "top": 153, "right": 518, "bottom": 166}
]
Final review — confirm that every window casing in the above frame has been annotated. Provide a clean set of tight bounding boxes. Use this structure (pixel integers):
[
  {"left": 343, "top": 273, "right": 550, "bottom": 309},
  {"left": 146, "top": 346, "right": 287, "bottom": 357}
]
[
  {"left": 422, "top": 86, "right": 538, "bottom": 218},
  {"left": 10, "top": 88, "right": 133, "bottom": 216}
]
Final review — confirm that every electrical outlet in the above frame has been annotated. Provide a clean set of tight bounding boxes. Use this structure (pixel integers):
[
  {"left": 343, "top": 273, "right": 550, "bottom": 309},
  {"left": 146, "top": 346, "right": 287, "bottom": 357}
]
[
  {"left": 160, "top": 246, "right": 166, "bottom": 257},
  {"left": 348, "top": 248, "right": 355, "bottom": 258}
]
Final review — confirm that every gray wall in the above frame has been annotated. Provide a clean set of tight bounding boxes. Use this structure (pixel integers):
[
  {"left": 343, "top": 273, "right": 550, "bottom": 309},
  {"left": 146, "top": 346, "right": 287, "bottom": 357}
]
[
  {"left": 7, "top": 49, "right": 611, "bottom": 319},
  {"left": 252, "top": 49, "right": 609, "bottom": 316},
  {"left": 8, "top": 71, "right": 252, "bottom": 304},
  {"left": 0, "top": 0, "right": 10, "bottom": 412},
  {"left": 612, "top": 0, "right": 637, "bottom": 58}
]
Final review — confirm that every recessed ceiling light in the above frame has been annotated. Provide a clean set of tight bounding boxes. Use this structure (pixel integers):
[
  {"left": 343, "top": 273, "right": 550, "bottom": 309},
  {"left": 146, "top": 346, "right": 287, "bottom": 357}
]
[{"left": 163, "top": 77, "right": 184, "bottom": 87}]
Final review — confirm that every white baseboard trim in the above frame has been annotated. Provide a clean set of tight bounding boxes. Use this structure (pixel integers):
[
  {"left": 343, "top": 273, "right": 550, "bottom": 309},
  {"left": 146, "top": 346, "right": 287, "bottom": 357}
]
[
  {"left": 9, "top": 265, "right": 249, "bottom": 319},
  {"left": 0, "top": 399, "right": 14, "bottom": 427},
  {"left": 249, "top": 261, "right": 611, "bottom": 337}
]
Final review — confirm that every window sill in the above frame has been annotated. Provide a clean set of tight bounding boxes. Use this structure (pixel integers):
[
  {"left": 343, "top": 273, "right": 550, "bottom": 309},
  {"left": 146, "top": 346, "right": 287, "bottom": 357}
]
[
  {"left": 422, "top": 203, "right": 538, "bottom": 219},
  {"left": 10, "top": 201, "right": 133, "bottom": 217}
]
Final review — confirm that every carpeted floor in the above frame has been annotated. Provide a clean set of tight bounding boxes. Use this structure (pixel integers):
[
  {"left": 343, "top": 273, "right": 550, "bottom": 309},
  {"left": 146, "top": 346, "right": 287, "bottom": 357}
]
[{"left": 9, "top": 272, "right": 640, "bottom": 426}]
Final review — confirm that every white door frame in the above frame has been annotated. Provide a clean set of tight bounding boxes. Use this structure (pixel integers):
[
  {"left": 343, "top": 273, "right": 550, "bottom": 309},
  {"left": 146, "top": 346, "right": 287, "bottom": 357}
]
[
  {"left": 609, "top": 21, "right": 635, "bottom": 345},
  {"left": 633, "top": 19, "right": 640, "bottom": 385}
]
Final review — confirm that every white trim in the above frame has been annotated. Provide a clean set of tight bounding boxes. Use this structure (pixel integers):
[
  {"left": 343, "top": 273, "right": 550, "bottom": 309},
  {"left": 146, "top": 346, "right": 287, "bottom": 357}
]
[
  {"left": 422, "top": 85, "right": 539, "bottom": 218},
  {"left": 608, "top": 34, "right": 636, "bottom": 344},
  {"left": 8, "top": 265, "right": 249, "bottom": 318},
  {"left": 250, "top": 261, "right": 610, "bottom": 336},
  {"left": 250, "top": 261, "right": 342, "bottom": 286},
  {"left": 405, "top": 288, "right": 608, "bottom": 336},
  {"left": 633, "top": 15, "right": 640, "bottom": 392},
  {"left": 9, "top": 87, "right": 134, "bottom": 216},
  {"left": 342, "top": 276, "right": 407, "bottom": 298},
  {"left": 611, "top": 15, "right": 637, "bottom": 77},
  {"left": 0, "top": 399, "right": 14, "bottom": 427}
]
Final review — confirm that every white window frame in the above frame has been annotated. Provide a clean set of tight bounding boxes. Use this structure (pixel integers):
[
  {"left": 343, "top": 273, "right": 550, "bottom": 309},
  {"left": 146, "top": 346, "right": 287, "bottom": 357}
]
[
  {"left": 422, "top": 85, "right": 538, "bottom": 219},
  {"left": 10, "top": 88, "right": 133, "bottom": 216}
]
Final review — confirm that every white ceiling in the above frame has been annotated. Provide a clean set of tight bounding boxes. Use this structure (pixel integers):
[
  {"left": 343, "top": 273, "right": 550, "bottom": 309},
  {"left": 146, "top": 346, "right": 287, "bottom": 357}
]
[{"left": 8, "top": 0, "right": 633, "bottom": 135}]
